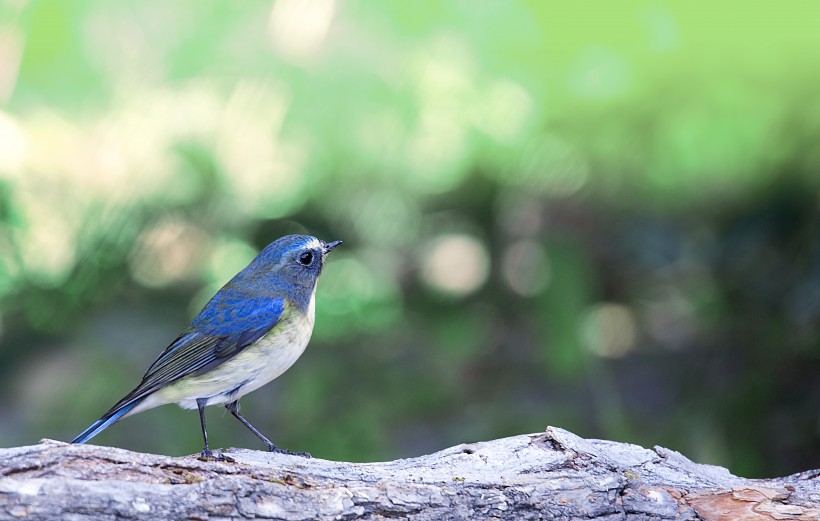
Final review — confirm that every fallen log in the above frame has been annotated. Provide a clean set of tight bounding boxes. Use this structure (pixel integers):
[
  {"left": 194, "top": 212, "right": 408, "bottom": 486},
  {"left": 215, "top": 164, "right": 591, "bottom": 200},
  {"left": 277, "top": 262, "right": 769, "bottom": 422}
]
[{"left": 1, "top": 427, "right": 818, "bottom": 520}]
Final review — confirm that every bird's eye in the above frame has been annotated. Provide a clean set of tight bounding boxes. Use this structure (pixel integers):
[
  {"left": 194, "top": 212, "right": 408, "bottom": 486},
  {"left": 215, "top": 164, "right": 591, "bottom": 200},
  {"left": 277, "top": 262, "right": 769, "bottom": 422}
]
[{"left": 298, "top": 251, "right": 313, "bottom": 266}]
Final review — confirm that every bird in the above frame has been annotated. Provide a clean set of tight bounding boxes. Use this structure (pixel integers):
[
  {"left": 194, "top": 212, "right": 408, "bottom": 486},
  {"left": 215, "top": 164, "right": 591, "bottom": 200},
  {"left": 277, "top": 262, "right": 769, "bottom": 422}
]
[{"left": 71, "top": 234, "right": 341, "bottom": 460}]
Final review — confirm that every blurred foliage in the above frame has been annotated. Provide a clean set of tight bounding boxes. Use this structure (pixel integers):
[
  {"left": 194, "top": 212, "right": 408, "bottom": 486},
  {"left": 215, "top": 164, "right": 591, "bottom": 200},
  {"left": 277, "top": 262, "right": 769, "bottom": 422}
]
[{"left": 1, "top": 0, "right": 819, "bottom": 479}]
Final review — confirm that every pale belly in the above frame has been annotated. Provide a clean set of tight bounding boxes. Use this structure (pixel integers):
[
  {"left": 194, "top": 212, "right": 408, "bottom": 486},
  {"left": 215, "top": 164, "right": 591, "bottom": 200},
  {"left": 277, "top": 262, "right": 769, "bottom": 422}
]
[{"left": 131, "top": 298, "right": 315, "bottom": 414}]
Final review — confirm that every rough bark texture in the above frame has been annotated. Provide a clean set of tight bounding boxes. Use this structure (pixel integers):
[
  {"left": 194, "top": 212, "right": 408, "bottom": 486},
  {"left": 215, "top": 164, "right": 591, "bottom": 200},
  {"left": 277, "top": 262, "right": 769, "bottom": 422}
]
[{"left": 1, "top": 427, "right": 818, "bottom": 520}]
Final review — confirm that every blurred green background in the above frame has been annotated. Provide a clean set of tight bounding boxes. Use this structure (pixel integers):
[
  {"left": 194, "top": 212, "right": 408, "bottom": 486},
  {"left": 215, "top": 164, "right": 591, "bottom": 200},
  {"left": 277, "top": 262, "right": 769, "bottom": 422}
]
[{"left": 1, "top": 0, "right": 819, "bottom": 479}]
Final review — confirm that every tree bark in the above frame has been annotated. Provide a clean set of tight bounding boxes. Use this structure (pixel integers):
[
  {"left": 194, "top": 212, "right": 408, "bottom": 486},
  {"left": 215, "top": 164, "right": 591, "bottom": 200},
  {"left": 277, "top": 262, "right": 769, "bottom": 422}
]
[{"left": 1, "top": 427, "right": 818, "bottom": 520}]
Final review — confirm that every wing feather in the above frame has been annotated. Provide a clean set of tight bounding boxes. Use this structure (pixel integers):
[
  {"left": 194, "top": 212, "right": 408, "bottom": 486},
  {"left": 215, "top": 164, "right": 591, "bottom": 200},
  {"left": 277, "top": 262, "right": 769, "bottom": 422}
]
[{"left": 111, "top": 297, "right": 286, "bottom": 407}]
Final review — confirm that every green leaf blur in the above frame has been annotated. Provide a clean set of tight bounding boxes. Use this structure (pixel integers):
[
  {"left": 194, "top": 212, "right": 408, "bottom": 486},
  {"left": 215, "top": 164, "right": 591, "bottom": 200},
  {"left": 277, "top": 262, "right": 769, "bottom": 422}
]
[{"left": 1, "top": 1, "right": 818, "bottom": 478}]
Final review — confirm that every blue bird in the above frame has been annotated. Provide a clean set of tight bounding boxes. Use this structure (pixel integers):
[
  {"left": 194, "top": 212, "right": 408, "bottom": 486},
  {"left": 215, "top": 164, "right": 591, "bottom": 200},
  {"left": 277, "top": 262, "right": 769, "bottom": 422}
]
[{"left": 71, "top": 234, "right": 341, "bottom": 459}]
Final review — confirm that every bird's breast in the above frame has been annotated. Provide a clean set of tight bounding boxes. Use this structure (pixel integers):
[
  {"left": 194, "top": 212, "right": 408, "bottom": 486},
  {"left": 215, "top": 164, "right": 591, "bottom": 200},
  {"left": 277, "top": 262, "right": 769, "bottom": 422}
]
[{"left": 248, "top": 305, "right": 315, "bottom": 382}]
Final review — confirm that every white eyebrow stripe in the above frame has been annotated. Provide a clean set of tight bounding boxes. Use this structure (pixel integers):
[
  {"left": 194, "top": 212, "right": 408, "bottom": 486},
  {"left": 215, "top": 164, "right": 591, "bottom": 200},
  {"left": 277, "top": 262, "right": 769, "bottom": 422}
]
[{"left": 303, "top": 237, "right": 322, "bottom": 250}]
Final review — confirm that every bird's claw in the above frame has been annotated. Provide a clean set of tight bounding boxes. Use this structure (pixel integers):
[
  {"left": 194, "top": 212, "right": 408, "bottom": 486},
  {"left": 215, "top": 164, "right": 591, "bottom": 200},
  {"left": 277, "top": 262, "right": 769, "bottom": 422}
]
[
  {"left": 198, "top": 449, "right": 235, "bottom": 462},
  {"left": 268, "top": 445, "right": 311, "bottom": 458}
]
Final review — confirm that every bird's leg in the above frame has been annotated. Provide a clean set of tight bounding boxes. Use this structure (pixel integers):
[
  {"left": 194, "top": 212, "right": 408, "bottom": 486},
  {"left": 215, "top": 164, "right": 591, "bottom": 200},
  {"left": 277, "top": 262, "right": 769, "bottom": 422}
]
[
  {"left": 225, "top": 400, "right": 311, "bottom": 458},
  {"left": 197, "top": 398, "right": 212, "bottom": 458},
  {"left": 197, "top": 398, "right": 233, "bottom": 462}
]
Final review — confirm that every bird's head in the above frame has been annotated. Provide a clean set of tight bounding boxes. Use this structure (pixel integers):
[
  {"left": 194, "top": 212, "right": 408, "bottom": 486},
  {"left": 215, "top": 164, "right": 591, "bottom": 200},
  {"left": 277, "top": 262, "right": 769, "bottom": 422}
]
[{"left": 239, "top": 235, "right": 341, "bottom": 297}]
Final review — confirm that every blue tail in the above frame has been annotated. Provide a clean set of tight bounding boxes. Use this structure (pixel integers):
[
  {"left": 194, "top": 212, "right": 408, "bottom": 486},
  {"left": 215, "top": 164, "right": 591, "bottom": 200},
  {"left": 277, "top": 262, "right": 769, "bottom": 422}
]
[{"left": 71, "top": 398, "right": 144, "bottom": 444}]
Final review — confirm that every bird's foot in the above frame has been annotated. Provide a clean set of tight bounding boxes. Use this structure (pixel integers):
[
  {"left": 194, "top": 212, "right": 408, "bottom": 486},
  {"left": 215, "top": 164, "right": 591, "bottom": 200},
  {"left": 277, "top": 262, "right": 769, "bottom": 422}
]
[
  {"left": 267, "top": 444, "right": 311, "bottom": 458},
  {"left": 198, "top": 448, "right": 235, "bottom": 462}
]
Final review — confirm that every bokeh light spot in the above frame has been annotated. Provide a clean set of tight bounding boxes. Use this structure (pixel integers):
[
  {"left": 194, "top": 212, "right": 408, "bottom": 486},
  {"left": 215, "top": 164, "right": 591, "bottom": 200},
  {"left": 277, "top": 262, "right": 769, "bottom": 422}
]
[
  {"left": 0, "top": 111, "right": 27, "bottom": 173},
  {"left": 421, "top": 234, "right": 490, "bottom": 297},
  {"left": 471, "top": 78, "right": 533, "bottom": 142},
  {"left": 15, "top": 191, "right": 77, "bottom": 288},
  {"left": 130, "top": 220, "right": 210, "bottom": 288},
  {"left": 581, "top": 303, "right": 637, "bottom": 358},
  {"left": 502, "top": 240, "right": 551, "bottom": 297},
  {"left": 268, "top": 0, "right": 336, "bottom": 62}
]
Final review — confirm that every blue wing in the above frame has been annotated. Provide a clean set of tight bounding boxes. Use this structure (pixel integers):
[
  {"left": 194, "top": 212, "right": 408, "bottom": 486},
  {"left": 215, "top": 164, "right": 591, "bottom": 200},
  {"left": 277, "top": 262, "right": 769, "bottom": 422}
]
[{"left": 116, "top": 295, "right": 285, "bottom": 406}]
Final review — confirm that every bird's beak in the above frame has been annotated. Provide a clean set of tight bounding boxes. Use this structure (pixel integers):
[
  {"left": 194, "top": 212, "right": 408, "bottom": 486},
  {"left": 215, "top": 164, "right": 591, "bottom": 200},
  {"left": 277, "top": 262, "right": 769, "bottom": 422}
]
[{"left": 323, "top": 240, "right": 342, "bottom": 255}]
